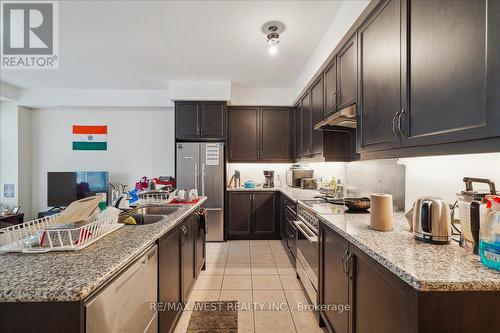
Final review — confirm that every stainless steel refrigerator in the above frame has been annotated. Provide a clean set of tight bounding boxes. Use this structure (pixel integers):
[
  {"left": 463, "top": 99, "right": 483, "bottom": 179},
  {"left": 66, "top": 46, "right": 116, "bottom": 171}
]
[{"left": 176, "top": 142, "right": 224, "bottom": 241}]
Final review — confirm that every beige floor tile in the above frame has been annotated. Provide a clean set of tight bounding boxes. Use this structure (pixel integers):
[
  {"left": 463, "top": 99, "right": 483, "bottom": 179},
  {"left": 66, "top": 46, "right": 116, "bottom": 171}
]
[
  {"left": 280, "top": 275, "right": 302, "bottom": 290},
  {"left": 238, "top": 310, "right": 255, "bottom": 333},
  {"left": 284, "top": 289, "right": 309, "bottom": 311},
  {"left": 227, "top": 254, "right": 251, "bottom": 264},
  {"left": 250, "top": 246, "right": 273, "bottom": 254},
  {"left": 192, "top": 274, "right": 223, "bottom": 290},
  {"left": 173, "top": 310, "right": 192, "bottom": 333},
  {"left": 199, "top": 263, "right": 226, "bottom": 275},
  {"left": 277, "top": 267, "right": 297, "bottom": 275},
  {"left": 251, "top": 253, "right": 274, "bottom": 263},
  {"left": 250, "top": 240, "right": 269, "bottom": 246},
  {"left": 254, "top": 310, "right": 296, "bottom": 333},
  {"left": 225, "top": 263, "right": 252, "bottom": 275},
  {"left": 252, "top": 275, "right": 283, "bottom": 290},
  {"left": 219, "top": 289, "right": 253, "bottom": 311},
  {"left": 186, "top": 290, "right": 220, "bottom": 310},
  {"left": 271, "top": 247, "right": 287, "bottom": 254},
  {"left": 273, "top": 254, "right": 293, "bottom": 263},
  {"left": 228, "top": 248, "right": 251, "bottom": 255},
  {"left": 291, "top": 310, "right": 326, "bottom": 333},
  {"left": 205, "top": 253, "right": 227, "bottom": 264},
  {"left": 253, "top": 289, "right": 288, "bottom": 311},
  {"left": 251, "top": 264, "right": 279, "bottom": 275},
  {"left": 222, "top": 274, "right": 252, "bottom": 290}
]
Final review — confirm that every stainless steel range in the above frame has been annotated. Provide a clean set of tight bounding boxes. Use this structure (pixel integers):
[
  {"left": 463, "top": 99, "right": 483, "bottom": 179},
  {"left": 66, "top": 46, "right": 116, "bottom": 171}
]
[{"left": 295, "top": 200, "right": 345, "bottom": 307}]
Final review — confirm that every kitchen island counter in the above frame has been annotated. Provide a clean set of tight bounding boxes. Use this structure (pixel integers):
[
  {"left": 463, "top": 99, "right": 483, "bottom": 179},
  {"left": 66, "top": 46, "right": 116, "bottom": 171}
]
[{"left": 0, "top": 198, "right": 207, "bottom": 302}]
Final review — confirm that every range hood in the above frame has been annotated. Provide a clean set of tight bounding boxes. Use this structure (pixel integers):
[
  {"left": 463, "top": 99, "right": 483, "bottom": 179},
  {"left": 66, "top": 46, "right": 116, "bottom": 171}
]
[{"left": 314, "top": 104, "right": 357, "bottom": 130}]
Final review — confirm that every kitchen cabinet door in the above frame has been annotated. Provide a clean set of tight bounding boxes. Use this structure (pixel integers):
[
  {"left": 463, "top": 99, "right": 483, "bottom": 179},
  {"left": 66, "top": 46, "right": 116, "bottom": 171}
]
[
  {"left": 323, "top": 58, "right": 337, "bottom": 117},
  {"left": 401, "top": 0, "right": 500, "bottom": 147},
  {"left": 337, "top": 35, "right": 357, "bottom": 110},
  {"left": 294, "top": 103, "right": 303, "bottom": 159},
  {"left": 301, "top": 92, "right": 313, "bottom": 157},
  {"left": 351, "top": 245, "right": 417, "bottom": 333},
  {"left": 320, "top": 225, "right": 350, "bottom": 333},
  {"left": 181, "top": 216, "right": 195, "bottom": 303},
  {"left": 195, "top": 212, "right": 206, "bottom": 276},
  {"left": 253, "top": 192, "right": 277, "bottom": 238},
  {"left": 176, "top": 101, "right": 200, "bottom": 139},
  {"left": 260, "top": 107, "right": 293, "bottom": 161},
  {"left": 159, "top": 226, "right": 182, "bottom": 333},
  {"left": 227, "top": 192, "right": 253, "bottom": 239},
  {"left": 311, "top": 77, "right": 324, "bottom": 156},
  {"left": 358, "top": 0, "right": 402, "bottom": 152},
  {"left": 201, "top": 102, "right": 226, "bottom": 139},
  {"left": 228, "top": 107, "right": 259, "bottom": 162}
]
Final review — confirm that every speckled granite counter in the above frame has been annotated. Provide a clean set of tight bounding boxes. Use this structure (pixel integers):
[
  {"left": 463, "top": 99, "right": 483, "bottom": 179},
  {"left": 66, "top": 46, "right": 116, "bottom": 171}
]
[
  {"left": 0, "top": 198, "right": 207, "bottom": 302},
  {"left": 319, "top": 212, "right": 500, "bottom": 291},
  {"left": 227, "top": 186, "right": 320, "bottom": 202}
]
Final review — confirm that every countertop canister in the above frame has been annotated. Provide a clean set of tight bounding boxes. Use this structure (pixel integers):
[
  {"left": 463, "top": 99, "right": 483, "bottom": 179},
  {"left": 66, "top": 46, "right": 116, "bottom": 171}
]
[{"left": 370, "top": 193, "right": 394, "bottom": 231}]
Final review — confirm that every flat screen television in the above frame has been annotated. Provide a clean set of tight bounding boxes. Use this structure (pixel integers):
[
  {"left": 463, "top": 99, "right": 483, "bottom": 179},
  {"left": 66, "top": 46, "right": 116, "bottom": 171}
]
[{"left": 47, "top": 171, "right": 109, "bottom": 207}]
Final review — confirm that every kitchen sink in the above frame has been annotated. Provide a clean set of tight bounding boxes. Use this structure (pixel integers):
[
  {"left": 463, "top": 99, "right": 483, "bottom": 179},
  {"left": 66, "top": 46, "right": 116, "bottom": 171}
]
[
  {"left": 118, "top": 214, "right": 165, "bottom": 225},
  {"left": 132, "top": 206, "right": 180, "bottom": 216}
]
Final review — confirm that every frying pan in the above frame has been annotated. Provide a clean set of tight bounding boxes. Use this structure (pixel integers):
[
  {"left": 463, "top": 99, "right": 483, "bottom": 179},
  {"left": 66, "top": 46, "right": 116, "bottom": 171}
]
[{"left": 343, "top": 197, "right": 371, "bottom": 211}]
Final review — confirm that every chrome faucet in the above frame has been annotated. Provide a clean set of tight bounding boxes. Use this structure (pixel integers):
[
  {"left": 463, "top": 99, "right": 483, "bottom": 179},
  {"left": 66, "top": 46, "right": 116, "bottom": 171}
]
[{"left": 110, "top": 183, "right": 130, "bottom": 208}]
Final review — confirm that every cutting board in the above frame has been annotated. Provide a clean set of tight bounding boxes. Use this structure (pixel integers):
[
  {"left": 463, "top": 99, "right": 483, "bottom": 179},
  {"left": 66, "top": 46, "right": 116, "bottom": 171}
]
[{"left": 54, "top": 196, "right": 102, "bottom": 225}]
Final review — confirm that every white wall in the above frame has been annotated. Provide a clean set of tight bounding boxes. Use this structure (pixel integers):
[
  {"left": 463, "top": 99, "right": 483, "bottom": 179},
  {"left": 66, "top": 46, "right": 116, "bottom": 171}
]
[
  {"left": 230, "top": 84, "right": 292, "bottom": 106},
  {"left": 399, "top": 153, "right": 500, "bottom": 211},
  {"left": 0, "top": 101, "right": 19, "bottom": 207},
  {"left": 292, "top": 0, "right": 370, "bottom": 100},
  {"left": 18, "top": 106, "right": 32, "bottom": 217},
  {"left": 30, "top": 107, "right": 175, "bottom": 217}
]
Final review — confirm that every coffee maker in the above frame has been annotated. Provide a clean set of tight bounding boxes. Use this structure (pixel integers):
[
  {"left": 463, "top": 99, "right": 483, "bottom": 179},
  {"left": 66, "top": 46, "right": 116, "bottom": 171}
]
[{"left": 263, "top": 170, "right": 274, "bottom": 188}]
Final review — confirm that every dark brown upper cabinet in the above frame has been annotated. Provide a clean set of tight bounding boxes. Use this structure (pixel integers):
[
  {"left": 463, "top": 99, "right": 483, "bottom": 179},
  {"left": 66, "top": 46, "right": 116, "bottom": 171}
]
[
  {"left": 228, "top": 106, "right": 293, "bottom": 163},
  {"left": 175, "top": 101, "right": 227, "bottom": 141},
  {"left": 311, "top": 77, "right": 324, "bottom": 156},
  {"left": 401, "top": 0, "right": 500, "bottom": 147},
  {"left": 357, "top": 0, "right": 402, "bottom": 153},
  {"left": 337, "top": 35, "right": 357, "bottom": 110},
  {"left": 323, "top": 57, "right": 337, "bottom": 118},
  {"left": 294, "top": 102, "right": 303, "bottom": 159},
  {"left": 301, "top": 92, "right": 313, "bottom": 157}
]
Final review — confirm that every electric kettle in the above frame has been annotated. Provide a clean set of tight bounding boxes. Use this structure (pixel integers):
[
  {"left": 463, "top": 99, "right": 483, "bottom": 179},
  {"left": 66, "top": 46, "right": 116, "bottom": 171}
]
[{"left": 412, "top": 197, "right": 452, "bottom": 244}]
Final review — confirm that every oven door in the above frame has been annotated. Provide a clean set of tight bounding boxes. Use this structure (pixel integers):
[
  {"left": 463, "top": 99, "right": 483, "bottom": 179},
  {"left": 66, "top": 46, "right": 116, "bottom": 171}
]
[{"left": 294, "top": 219, "right": 319, "bottom": 303}]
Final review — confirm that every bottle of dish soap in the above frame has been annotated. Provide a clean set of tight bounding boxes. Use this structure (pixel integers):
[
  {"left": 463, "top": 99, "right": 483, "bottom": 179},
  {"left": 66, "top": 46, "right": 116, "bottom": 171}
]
[{"left": 479, "top": 195, "right": 500, "bottom": 271}]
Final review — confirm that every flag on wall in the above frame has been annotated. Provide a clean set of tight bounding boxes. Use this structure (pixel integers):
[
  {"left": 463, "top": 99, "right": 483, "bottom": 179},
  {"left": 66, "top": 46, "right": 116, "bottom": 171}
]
[{"left": 72, "top": 125, "right": 108, "bottom": 150}]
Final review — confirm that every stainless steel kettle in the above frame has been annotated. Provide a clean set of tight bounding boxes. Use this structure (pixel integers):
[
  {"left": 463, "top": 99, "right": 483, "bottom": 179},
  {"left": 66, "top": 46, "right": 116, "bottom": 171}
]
[{"left": 412, "top": 197, "right": 451, "bottom": 244}]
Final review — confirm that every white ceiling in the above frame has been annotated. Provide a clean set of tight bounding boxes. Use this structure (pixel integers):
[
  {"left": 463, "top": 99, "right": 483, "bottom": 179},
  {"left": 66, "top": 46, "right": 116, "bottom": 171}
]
[{"left": 0, "top": 0, "right": 342, "bottom": 90}]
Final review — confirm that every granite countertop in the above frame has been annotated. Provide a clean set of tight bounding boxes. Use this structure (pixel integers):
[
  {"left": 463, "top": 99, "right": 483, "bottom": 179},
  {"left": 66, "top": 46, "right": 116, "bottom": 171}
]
[
  {"left": 319, "top": 212, "right": 500, "bottom": 292},
  {"left": 227, "top": 186, "right": 320, "bottom": 202},
  {"left": 0, "top": 198, "right": 207, "bottom": 302}
]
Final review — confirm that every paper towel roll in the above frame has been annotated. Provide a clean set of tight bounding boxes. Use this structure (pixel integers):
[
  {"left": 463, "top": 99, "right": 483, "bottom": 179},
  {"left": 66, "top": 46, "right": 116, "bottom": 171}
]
[{"left": 370, "top": 193, "right": 394, "bottom": 231}]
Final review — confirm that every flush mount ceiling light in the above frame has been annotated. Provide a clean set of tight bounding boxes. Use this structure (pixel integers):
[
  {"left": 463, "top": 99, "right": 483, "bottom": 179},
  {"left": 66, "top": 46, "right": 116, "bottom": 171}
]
[{"left": 261, "top": 21, "right": 285, "bottom": 56}]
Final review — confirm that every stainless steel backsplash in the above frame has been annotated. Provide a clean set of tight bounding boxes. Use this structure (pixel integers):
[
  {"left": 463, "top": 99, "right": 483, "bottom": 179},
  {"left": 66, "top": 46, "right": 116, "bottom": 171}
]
[{"left": 346, "top": 159, "right": 406, "bottom": 212}]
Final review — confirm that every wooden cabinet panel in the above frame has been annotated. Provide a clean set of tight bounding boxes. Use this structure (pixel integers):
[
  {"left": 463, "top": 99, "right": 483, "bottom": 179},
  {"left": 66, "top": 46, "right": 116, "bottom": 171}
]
[
  {"left": 311, "top": 77, "right": 324, "bottom": 156},
  {"left": 227, "top": 192, "right": 253, "bottom": 238},
  {"left": 321, "top": 225, "right": 350, "bottom": 333},
  {"left": 228, "top": 107, "right": 259, "bottom": 162},
  {"left": 260, "top": 107, "right": 292, "bottom": 161},
  {"left": 294, "top": 103, "right": 303, "bottom": 159},
  {"left": 253, "top": 192, "right": 277, "bottom": 236},
  {"left": 195, "top": 212, "right": 206, "bottom": 275},
  {"left": 402, "top": 0, "right": 500, "bottom": 147},
  {"left": 301, "top": 93, "right": 312, "bottom": 156},
  {"left": 159, "top": 227, "right": 182, "bottom": 333},
  {"left": 181, "top": 217, "right": 195, "bottom": 303},
  {"left": 176, "top": 102, "right": 200, "bottom": 139},
  {"left": 358, "top": 0, "right": 402, "bottom": 153},
  {"left": 337, "top": 35, "right": 357, "bottom": 109},
  {"left": 324, "top": 58, "right": 337, "bottom": 117},
  {"left": 351, "top": 245, "right": 417, "bottom": 333},
  {"left": 201, "top": 102, "right": 226, "bottom": 139}
]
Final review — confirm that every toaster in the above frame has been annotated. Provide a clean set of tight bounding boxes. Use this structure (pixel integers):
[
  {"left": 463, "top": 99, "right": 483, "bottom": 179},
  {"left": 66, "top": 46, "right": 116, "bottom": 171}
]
[
  {"left": 286, "top": 167, "right": 313, "bottom": 188},
  {"left": 412, "top": 197, "right": 452, "bottom": 244}
]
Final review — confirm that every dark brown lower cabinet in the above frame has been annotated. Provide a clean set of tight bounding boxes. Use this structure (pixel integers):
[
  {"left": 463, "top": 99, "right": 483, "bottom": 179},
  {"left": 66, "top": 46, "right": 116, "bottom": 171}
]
[
  {"left": 320, "top": 222, "right": 500, "bottom": 333},
  {"left": 159, "top": 226, "right": 182, "bottom": 333},
  {"left": 227, "top": 191, "right": 279, "bottom": 240},
  {"left": 195, "top": 212, "right": 206, "bottom": 276},
  {"left": 181, "top": 215, "right": 196, "bottom": 303}
]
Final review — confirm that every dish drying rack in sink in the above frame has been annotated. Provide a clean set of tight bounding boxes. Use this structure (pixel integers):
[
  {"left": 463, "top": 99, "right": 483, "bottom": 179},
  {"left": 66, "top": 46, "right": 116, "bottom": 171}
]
[
  {"left": 0, "top": 211, "right": 122, "bottom": 253},
  {"left": 138, "top": 190, "right": 176, "bottom": 205}
]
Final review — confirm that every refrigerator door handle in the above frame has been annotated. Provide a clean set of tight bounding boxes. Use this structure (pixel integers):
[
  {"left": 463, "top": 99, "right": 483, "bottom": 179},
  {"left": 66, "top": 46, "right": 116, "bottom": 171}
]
[
  {"left": 194, "top": 163, "right": 198, "bottom": 190},
  {"left": 201, "top": 164, "right": 206, "bottom": 196}
]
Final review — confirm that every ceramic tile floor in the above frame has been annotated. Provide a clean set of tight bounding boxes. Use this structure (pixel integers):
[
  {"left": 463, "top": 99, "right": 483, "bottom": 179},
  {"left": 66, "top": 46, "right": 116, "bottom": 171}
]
[{"left": 174, "top": 240, "right": 326, "bottom": 333}]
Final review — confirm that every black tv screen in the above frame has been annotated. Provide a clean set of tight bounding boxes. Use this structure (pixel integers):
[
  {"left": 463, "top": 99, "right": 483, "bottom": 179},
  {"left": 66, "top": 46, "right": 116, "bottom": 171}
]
[{"left": 47, "top": 171, "right": 109, "bottom": 207}]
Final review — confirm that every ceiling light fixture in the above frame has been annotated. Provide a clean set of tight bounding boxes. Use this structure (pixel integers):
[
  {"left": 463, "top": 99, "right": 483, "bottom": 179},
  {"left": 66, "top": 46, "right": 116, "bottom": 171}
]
[{"left": 261, "top": 21, "right": 285, "bottom": 56}]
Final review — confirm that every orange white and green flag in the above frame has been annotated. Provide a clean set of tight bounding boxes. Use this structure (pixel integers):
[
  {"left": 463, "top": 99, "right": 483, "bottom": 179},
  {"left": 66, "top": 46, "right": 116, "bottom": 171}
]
[{"left": 72, "top": 125, "right": 107, "bottom": 150}]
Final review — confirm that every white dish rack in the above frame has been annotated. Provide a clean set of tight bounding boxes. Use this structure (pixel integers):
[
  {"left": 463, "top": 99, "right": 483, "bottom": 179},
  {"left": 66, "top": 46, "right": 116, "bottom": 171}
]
[
  {"left": 0, "top": 211, "right": 122, "bottom": 254},
  {"left": 138, "top": 190, "right": 176, "bottom": 205}
]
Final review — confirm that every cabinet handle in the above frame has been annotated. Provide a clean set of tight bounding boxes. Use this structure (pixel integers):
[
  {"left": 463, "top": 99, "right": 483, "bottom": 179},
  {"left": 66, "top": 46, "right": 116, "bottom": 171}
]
[
  {"left": 345, "top": 252, "right": 353, "bottom": 278},
  {"left": 392, "top": 110, "right": 401, "bottom": 139},
  {"left": 397, "top": 108, "right": 405, "bottom": 137},
  {"left": 341, "top": 250, "right": 349, "bottom": 276}
]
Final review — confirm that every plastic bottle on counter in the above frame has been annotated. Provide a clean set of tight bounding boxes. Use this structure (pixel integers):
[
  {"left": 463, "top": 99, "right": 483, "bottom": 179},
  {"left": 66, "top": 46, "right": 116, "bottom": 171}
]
[{"left": 479, "top": 196, "right": 500, "bottom": 271}]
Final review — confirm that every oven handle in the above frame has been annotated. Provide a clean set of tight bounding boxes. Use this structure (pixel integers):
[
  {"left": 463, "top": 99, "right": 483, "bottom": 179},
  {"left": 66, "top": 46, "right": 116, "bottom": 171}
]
[{"left": 293, "top": 220, "right": 318, "bottom": 243}]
